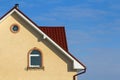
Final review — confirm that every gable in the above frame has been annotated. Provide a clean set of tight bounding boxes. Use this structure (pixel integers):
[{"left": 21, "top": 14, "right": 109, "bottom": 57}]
[
  {"left": 0, "top": 6, "right": 86, "bottom": 70},
  {"left": 0, "top": 15, "right": 77, "bottom": 80}
]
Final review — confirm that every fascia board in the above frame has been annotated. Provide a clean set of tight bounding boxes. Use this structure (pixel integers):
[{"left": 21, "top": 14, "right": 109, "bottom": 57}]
[{"left": 0, "top": 9, "right": 15, "bottom": 23}]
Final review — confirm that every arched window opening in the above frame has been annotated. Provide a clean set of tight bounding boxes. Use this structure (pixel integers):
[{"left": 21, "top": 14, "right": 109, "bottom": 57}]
[{"left": 29, "top": 49, "right": 42, "bottom": 68}]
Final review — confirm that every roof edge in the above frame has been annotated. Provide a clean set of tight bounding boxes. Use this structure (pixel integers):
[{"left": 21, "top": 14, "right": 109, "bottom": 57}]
[
  {"left": 39, "top": 26, "right": 65, "bottom": 28},
  {"left": 0, "top": 6, "right": 15, "bottom": 21}
]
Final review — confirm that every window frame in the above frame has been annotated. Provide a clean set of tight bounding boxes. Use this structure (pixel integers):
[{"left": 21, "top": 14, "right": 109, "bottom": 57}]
[
  {"left": 28, "top": 47, "right": 43, "bottom": 69},
  {"left": 10, "top": 24, "right": 20, "bottom": 33},
  {"left": 29, "top": 54, "right": 41, "bottom": 67}
]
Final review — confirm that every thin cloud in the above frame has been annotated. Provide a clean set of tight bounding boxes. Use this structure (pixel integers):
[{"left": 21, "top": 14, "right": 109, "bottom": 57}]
[
  {"left": 87, "top": 0, "right": 105, "bottom": 3},
  {"left": 41, "top": 0, "right": 62, "bottom": 4},
  {"left": 110, "top": 4, "right": 120, "bottom": 10},
  {"left": 93, "top": 19, "right": 120, "bottom": 34},
  {"left": 17, "top": 0, "right": 62, "bottom": 8},
  {"left": 50, "top": 5, "right": 107, "bottom": 20},
  {"left": 18, "top": 1, "right": 39, "bottom": 8},
  {"left": 34, "top": 16, "right": 56, "bottom": 21},
  {"left": 67, "top": 30, "right": 95, "bottom": 46},
  {"left": 33, "top": 5, "right": 107, "bottom": 23}
]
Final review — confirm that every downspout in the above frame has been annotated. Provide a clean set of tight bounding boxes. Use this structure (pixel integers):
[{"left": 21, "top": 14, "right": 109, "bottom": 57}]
[{"left": 73, "top": 68, "right": 86, "bottom": 80}]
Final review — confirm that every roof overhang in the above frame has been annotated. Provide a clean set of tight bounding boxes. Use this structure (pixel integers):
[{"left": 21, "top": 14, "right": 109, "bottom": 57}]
[{"left": 0, "top": 7, "right": 86, "bottom": 70}]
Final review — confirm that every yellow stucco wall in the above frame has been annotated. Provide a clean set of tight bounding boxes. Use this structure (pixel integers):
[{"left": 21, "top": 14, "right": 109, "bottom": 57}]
[{"left": 0, "top": 12, "right": 77, "bottom": 80}]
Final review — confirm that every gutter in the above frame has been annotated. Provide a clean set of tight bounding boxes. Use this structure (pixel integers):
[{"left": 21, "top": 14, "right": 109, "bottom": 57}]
[{"left": 73, "top": 69, "right": 86, "bottom": 80}]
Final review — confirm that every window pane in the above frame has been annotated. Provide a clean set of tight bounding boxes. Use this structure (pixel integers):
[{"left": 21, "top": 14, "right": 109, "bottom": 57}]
[
  {"left": 31, "top": 56, "right": 40, "bottom": 66},
  {"left": 31, "top": 50, "right": 40, "bottom": 55},
  {"left": 13, "top": 25, "right": 19, "bottom": 31}
]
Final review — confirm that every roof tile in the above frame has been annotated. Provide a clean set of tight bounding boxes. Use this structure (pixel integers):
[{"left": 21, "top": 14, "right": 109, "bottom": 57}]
[{"left": 38, "top": 26, "right": 68, "bottom": 52}]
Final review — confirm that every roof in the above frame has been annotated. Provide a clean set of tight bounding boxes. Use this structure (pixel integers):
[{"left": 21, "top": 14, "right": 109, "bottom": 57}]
[
  {"left": 0, "top": 5, "right": 86, "bottom": 70},
  {"left": 39, "top": 27, "right": 68, "bottom": 52}
]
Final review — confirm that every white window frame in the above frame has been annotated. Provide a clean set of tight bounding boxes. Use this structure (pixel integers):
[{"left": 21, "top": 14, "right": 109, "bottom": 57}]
[{"left": 29, "top": 54, "right": 40, "bottom": 67}]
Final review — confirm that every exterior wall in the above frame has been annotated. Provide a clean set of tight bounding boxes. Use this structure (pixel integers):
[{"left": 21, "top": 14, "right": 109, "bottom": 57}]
[{"left": 0, "top": 13, "right": 76, "bottom": 80}]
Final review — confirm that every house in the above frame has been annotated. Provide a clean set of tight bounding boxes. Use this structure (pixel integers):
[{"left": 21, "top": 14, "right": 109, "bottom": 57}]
[{"left": 0, "top": 4, "right": 86, "bottom": 80}]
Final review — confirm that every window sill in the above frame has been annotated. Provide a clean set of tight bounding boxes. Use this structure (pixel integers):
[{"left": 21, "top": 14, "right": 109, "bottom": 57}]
[{"left": 27, "top": 66, "right": 45, "bottom": 70}]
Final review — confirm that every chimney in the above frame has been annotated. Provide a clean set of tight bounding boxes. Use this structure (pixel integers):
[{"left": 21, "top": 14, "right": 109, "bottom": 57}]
[{"left": 15, "top": 4, "right": 19, "bottom": 8}]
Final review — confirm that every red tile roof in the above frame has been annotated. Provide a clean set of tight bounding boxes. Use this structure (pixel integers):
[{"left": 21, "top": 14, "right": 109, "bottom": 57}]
[{"left": 38, "top": 26, "right": 68, "bottom": 52}]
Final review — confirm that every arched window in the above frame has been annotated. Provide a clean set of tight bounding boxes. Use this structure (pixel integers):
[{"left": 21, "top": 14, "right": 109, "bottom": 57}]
[{"left": 29, "top": 49, "right": 42, "bottom": 68}]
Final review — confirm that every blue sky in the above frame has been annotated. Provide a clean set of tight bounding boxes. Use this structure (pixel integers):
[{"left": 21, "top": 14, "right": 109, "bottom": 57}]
[{"left": 0, "top": 0, "right": 120, "bottom": 80}]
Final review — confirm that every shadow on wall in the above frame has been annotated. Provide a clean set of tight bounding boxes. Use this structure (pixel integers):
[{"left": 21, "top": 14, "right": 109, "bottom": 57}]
[
  {"left": 43, "top": 39, "right": 77, "bottom": 72},
  {"left": 11, "top": 12, "right": 43, "bottom": 41}
]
